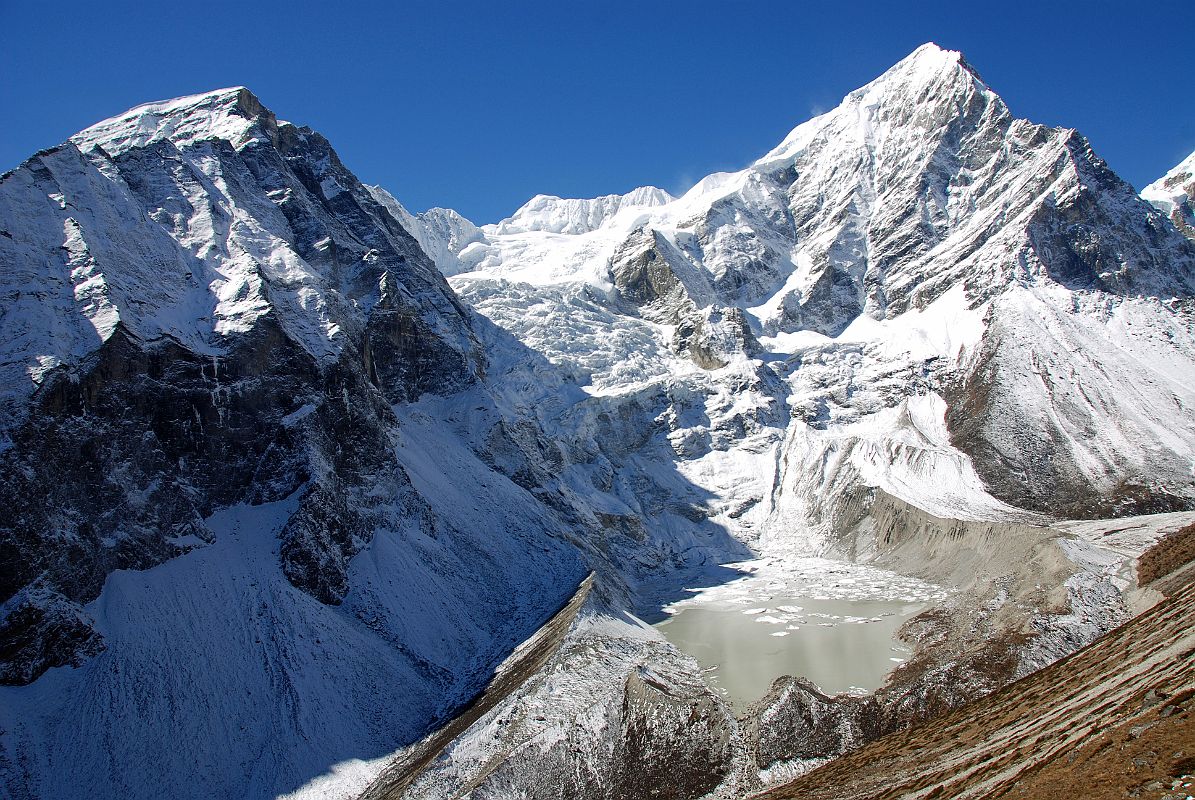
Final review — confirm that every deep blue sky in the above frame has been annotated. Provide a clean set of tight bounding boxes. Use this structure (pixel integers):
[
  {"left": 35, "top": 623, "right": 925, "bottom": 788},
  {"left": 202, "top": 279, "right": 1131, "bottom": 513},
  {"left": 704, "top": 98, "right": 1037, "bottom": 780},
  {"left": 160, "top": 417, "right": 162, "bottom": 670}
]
[{"left": 3, "top": 1, "right": 1193, "bottom": 223}]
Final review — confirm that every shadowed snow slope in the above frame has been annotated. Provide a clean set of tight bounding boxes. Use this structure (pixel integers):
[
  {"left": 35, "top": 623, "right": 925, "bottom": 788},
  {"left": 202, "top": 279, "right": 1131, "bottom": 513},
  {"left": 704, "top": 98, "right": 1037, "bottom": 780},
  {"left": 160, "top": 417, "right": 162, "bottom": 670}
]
[{"left": 0, "top": 86, "right": 751, "bottom": 799}]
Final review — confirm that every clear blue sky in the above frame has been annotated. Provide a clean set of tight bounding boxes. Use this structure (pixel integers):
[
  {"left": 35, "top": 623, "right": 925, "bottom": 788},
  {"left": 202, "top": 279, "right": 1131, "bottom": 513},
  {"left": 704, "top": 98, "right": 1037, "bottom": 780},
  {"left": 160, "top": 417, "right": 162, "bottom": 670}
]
[{"left": 3, "top": 0, "right": 1193, "bottom": 224}]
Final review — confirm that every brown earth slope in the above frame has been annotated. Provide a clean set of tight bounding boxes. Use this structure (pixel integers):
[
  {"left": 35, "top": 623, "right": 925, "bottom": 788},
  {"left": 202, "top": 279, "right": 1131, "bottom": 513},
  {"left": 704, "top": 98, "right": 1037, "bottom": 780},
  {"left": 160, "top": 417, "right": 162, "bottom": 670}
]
[
  {"left": 754, "top": 577, "right": 1195, "bottom": 800},
  {"left": 1139, "top": 523, "right": 1195, "bottom": 586}
]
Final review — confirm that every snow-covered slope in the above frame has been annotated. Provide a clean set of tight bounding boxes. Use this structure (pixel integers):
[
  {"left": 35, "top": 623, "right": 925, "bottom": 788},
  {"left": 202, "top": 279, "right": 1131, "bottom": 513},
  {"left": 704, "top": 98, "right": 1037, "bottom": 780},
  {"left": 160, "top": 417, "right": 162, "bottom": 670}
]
[
  {"left": 491, "top": 186, "right": 674, "bottom": 235},
  {"left": 1143, "top": 148, "right": 1195, "bottom": 240},
  {"left": 0, "top": 87, "right": 757, "bottom": 799},
  {"left": 416, "top": 42, "right": 1195, "bottom": 557},
  {"left": 0, "top": 476, "right": 578, "bottom": 800}
]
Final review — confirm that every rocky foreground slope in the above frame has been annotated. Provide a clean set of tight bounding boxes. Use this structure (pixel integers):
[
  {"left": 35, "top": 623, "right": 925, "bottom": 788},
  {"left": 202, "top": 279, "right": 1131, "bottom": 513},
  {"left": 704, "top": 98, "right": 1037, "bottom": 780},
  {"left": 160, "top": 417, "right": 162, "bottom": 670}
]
[{"left": 1, "top": 43, "right": 1194, "bottom": 800}]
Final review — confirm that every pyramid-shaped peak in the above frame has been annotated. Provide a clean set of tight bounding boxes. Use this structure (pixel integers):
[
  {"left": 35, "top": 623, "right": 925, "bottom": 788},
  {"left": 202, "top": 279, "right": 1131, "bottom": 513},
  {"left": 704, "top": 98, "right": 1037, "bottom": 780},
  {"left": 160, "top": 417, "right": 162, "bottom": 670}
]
[
  {"left": 903, "top": 42, "right": 963, "bottom": 67},
  {"left": 757, "top": 44, "right": 996, "bottom": 168},
  {"left": 71, "top": 86, "right": 277, "bottom": 158},
  {"left": 857, "top": 42, "right": 987, "bottom": 99}
]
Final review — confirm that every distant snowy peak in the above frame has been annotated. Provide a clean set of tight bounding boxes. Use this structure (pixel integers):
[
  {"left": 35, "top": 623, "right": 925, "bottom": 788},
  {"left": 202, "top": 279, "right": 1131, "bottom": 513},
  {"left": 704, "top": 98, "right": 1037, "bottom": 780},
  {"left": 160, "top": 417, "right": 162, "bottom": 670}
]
[
  {"left": 418, "top": 207, "right": 488, "bottom": 273},
  {"left": 70, "top": 87, "right": 276, "bottom": 158},
  {"left": 366, "top": 183, "right": 421, "bottom": 238},
  {"left": 1143, "top": 148, "right": 1195, "bottom": 240},
  {"left": 367, "top": 185, "right": 488, "bottom": 277},
  {"left": 489, "top": 186, "right": 674, "bottom": 235}
]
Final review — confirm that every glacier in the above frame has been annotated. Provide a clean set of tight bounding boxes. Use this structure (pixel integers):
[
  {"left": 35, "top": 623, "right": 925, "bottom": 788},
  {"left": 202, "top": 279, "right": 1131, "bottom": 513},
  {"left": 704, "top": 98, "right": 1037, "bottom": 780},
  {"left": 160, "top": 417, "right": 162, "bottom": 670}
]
[{"left": 403, "top": 42, "right": 1195, "bottom": 547}]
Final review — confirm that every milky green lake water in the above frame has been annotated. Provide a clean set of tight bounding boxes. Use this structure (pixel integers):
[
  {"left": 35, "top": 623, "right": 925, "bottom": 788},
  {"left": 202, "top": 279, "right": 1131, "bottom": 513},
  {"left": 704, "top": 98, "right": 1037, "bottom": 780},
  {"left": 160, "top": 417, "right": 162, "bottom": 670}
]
[{"left": 654, "top": 558, "right": 945, "bottom": 709}]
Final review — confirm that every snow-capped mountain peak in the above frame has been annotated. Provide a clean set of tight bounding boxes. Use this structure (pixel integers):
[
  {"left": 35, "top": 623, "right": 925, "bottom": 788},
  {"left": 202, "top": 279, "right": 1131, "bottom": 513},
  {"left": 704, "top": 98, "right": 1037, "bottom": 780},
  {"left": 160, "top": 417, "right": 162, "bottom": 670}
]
[
  {"left": 0, "top": 84, "right": 478, "bottom": 428},
  {"left": 1142, "top": 148, "right": 1195, "bottom": 240},
  {"left": 755, "top": 41, "right": 997, "bottom": 169},
  {"left": 413, "top": 38, "right": 1193, "bottom": 326},
  {"left": 70, "top": 86, "right": 275, "bottom": 158},
  {"left": 402, "top": 41, "right": 1195, "bottom": 546}
]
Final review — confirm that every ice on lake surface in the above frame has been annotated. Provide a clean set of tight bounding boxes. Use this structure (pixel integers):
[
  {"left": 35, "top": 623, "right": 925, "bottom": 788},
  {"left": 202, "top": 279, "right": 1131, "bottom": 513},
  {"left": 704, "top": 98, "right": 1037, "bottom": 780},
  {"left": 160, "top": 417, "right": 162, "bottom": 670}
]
[{"left": 654, "top": 558, "right": 947, "bottom": 710}]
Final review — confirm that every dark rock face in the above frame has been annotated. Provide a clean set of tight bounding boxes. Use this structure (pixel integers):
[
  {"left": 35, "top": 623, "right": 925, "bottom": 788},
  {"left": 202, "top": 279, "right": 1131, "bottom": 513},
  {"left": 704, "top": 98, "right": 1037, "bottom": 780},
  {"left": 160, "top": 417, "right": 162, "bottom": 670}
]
[
  {"left": 748, "top": 677, "right": 880, "bottom": 767},
  {"left": 0, "top": 300, "right": 459, "bottom": 681},
  {"left": 609, "top": 227, "right": 758, "bottom": 370},
  {"left": 0, "top": 320, "right": 317, "bottom": 681},
  {"left": 0, "top": 89, "right": 484, "bottom": 685},
  {"left": 1025, "top": 134, "right": 1195, "bottom": 297},
  {"left": 0, "top": 586, "right": 105, "bottom": 685},
  {"left": 610, "top": 227, "right": 689, "bottom": 314},
  {"left": 609, "top": 668, "right": 736, "bottom": 799},
  {"left": 790, "top": 254, "right": 867, "bottom": 337},
  {"left": 365, "top": 280, "right": 483, "bottom": 404},
  {"left": 674, "top": 305, "right": 760, "bottom": 370}
]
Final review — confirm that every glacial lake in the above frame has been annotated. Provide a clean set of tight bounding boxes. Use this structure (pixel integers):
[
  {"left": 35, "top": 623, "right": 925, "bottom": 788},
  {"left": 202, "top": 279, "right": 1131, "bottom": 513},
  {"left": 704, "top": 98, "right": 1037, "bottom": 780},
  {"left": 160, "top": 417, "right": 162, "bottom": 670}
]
[{"left": 654, "top": 558, "right": 947, "bottom": 710}]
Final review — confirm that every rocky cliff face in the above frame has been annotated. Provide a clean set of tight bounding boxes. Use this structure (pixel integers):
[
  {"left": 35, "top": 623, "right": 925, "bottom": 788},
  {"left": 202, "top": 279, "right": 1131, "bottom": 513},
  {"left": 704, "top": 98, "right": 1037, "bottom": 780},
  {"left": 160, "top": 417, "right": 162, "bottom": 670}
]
[{"left": 0, "top": 87, "right": 488, "bottom": 684}]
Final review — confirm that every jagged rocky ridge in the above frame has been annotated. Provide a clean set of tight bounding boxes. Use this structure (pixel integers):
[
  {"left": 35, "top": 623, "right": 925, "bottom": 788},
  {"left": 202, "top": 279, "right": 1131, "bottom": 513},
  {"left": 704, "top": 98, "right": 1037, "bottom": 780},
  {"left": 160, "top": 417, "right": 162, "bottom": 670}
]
[{"left": 0, "top": 42, "right": 1194, "bottom": 800}]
